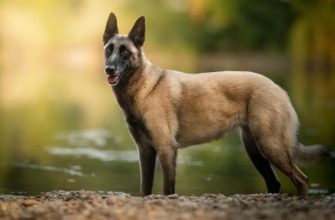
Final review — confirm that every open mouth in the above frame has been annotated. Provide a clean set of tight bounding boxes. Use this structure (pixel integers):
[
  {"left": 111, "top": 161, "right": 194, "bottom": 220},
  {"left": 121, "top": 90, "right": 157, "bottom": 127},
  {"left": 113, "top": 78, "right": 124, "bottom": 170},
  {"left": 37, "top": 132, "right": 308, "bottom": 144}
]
[{"left": 107, "top": 75, "right": 119, "bottom": 85}]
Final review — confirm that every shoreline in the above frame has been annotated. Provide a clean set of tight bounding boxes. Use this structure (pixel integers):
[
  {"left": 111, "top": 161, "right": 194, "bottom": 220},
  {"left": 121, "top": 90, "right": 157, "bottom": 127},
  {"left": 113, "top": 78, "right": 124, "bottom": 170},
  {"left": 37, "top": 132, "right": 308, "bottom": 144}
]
[{"left": 0, "top": 191, "right": 334, "bottom": 220}]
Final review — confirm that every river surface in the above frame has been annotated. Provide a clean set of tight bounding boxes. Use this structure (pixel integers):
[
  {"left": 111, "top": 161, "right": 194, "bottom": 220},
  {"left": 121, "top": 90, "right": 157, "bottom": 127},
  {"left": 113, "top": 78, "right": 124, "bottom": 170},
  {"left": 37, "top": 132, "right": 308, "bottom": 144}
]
[{"left": 0, "top": 66, "right": 334, "bottom": 196}]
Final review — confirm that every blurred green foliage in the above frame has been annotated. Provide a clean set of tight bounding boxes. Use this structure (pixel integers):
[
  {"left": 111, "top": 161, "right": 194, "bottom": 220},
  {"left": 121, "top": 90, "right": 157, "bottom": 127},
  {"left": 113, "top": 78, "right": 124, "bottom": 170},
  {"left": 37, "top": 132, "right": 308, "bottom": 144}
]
[
  {"left": 123, "top": 0, "right": 334, "bottom": 71},
  {"left": 187, "top": 0, "right": 295, "bottom": 52},
  {"left": 290, "top": 0, "right": 335, "bottom": 72},
  {"left": 124, "top": 0, "right": 295, "bottom": 52}
]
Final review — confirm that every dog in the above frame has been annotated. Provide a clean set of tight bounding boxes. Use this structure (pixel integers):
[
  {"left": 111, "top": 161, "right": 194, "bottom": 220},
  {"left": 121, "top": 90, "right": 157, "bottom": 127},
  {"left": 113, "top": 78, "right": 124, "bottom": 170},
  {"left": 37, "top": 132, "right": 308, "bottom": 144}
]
[{"left": 102, "top": 12, "right": 329, "bottom": 197}]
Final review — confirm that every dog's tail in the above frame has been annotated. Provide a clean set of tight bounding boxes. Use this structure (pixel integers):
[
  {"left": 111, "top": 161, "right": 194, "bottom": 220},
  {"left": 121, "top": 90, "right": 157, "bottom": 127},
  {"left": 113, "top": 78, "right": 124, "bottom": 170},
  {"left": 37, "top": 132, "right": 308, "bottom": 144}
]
[{"left": 292, "top": 143, "right": 330, "bottom": 166}]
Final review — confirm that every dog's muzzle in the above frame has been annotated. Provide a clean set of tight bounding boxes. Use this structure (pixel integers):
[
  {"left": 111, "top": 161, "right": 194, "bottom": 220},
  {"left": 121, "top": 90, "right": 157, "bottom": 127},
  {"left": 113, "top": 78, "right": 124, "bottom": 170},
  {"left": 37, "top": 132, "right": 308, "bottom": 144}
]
[
  {"left": 105, "top": 65, "right": 115, "bottom": 75},
  {"left": 105, "top": 65, "right": 119, "bottom": 86}
]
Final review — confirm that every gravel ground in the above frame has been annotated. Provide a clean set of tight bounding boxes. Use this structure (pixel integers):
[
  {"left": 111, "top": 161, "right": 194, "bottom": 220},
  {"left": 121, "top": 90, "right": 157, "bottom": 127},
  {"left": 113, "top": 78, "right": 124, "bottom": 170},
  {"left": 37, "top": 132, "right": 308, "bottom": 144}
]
[{"left": 0, "top": 191, "right": 334, "bottom": 220}]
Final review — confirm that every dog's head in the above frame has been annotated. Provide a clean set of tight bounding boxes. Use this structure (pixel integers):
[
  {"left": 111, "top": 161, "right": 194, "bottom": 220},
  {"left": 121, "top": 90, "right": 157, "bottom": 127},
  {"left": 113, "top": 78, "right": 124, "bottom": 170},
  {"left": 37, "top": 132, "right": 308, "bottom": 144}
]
[{"left": 103, "top": 13, "right": 145, "bottom": 86}]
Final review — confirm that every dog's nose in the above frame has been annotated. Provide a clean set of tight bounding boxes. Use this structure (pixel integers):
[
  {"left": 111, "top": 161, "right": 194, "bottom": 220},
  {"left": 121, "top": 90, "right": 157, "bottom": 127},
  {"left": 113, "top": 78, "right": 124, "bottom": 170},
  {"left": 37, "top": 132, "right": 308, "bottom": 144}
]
[{"left": 105, "top": 66, "right": 116, "bottom": 75}]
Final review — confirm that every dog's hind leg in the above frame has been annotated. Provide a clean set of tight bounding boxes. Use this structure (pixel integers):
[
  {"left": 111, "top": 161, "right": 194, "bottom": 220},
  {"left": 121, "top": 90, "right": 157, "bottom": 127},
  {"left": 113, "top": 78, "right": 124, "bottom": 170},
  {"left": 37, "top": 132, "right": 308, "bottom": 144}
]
[
  {"left": 241, "top": 127, "right": 281, "bottom": 193},
  {"left": 255, "top": 137, "right": 309, "bottom": 197},
  {"left": 292, "top": 165, "right": 309, "bottom": 196}
]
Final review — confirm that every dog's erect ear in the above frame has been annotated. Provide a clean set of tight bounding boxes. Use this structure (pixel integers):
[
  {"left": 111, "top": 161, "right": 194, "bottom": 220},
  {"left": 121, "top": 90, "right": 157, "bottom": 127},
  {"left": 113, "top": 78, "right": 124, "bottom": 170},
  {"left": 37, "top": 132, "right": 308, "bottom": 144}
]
[
  {"left": 103, "top": 12, "right": 119, "bottom": 45},
  {"left": 128, "top": 16, "right": 145, "bottom": 48}
]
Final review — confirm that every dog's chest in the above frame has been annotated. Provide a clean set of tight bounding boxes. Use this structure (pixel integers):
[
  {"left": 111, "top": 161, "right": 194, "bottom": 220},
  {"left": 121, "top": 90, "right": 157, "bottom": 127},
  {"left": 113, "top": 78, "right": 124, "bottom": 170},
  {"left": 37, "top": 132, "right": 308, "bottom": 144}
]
[{"left": 115, "top": 91, "right": 152, "bottom": 140}]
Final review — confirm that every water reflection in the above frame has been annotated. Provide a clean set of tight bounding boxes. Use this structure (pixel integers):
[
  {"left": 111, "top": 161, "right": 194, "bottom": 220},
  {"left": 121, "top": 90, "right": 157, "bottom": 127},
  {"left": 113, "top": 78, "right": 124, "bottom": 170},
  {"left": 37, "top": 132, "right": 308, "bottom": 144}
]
[
  {"left": 48, "top": 147, "right": 139, "bottom": 162},
  {"left": 14, "top": 162, "right": 84, "bottom": 177},
  {"left": 54, "top": 129, "right": 113, "bottom": 147}
]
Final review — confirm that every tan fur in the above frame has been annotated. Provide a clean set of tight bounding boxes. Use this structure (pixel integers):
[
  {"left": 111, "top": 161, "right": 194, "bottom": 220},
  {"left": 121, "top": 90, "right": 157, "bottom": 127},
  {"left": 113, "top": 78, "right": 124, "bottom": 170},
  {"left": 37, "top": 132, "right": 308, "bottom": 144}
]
[
  {"left": 122, "top": 54, "right": 321, "bottom": 197},
  {"left": 131, "top": 58, "right": 295, "bottom": 149},
  {"left": 103, "top": 13, "right": 329, "bottom": 197}
]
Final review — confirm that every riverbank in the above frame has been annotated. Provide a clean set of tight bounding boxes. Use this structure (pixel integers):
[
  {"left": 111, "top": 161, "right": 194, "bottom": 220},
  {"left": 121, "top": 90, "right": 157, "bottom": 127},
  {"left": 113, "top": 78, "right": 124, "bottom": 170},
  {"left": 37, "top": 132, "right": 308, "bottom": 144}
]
[{"left": 0, "top": 191, "right": 334, "bottom": 220}]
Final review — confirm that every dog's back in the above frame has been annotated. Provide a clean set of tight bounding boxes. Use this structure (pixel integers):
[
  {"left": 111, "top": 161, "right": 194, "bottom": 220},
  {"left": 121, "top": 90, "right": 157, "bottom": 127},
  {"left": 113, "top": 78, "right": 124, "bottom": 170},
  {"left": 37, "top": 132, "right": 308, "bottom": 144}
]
[{"left": 158, "top": 71, "right": 293, "bottom": 147}]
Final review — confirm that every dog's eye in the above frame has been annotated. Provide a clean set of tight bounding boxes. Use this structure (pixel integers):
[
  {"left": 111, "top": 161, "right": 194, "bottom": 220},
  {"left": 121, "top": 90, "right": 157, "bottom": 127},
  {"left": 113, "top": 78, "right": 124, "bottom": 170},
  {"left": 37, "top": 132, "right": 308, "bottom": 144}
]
[
  {"left": 105, "top": 44, "right": 114, "bottom": 56},
  {"left": 121, "top": 49, "right": 129, "bottom": 57},
  {"left": 119, "top": 45, "right": 130, "bottom": 57}
]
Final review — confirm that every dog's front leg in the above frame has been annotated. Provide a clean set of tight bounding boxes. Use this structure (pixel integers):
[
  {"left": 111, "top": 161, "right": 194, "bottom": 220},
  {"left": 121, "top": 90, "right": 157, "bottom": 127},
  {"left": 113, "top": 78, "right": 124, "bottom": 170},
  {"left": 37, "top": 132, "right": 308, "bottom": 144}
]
[
  {"left": 142, "top": 110, "right": 178, "bottom": 195},
  {"left": 158, "top": 147, "right": 177, "bottom": 195},
  {"left": 127, "top": 120, "right": 157, "bottom": 196},
  {"left": 138, "top": 146, "right": 157, "bottom": 196}
]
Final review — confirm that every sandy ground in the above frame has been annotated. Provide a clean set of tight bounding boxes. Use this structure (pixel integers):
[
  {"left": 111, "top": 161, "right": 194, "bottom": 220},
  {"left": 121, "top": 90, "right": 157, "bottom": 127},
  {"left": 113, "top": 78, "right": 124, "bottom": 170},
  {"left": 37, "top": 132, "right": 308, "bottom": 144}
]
[{"left": 0, "top": 191, "right": 334, "bottom": 220}]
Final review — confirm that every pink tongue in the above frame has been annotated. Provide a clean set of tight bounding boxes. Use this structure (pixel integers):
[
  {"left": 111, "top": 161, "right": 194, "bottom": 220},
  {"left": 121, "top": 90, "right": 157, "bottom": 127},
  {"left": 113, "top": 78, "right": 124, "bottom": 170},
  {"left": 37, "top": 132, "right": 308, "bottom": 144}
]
[{"left": 107, "top": 75, "right": 117, "bottom": 85}]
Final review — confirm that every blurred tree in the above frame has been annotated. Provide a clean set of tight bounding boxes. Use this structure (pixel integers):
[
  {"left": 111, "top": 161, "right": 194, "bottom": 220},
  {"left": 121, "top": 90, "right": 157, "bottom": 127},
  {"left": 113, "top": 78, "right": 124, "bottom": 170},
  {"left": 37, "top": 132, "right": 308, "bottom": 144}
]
[
  {"left": 290, "top": 0, "right": 335, "bottom": 73},
  {"left": 124, "top": 0, "right": 295, "bottom": 53},
  {"left": 187, "top": 0, "right": 295, "bottom": 52}
]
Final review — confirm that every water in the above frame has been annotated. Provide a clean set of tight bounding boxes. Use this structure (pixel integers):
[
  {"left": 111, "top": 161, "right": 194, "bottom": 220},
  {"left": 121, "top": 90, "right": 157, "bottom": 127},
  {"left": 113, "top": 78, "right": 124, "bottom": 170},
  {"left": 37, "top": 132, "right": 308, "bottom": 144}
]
[{"left": 0, "top": 70, "right": 334, "bottom": 196}]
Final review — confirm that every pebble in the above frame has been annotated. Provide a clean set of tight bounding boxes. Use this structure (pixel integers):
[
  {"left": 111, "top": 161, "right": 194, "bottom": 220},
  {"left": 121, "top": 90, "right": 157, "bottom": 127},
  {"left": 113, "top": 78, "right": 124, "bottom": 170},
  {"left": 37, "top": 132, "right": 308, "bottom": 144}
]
[
  {"left": 22, "top": 199, "right": 39, "bottom": 206},
  {"left": 167, "top": 194, "right": 178, "bottom": 199}
]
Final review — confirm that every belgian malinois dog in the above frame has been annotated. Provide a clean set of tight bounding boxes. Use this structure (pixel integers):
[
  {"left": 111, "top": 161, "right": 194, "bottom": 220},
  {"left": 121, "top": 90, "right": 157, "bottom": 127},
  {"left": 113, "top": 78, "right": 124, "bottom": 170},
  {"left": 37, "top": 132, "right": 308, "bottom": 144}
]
[{"left": 102, "top": 13, "right": 329, "bottom": 197}]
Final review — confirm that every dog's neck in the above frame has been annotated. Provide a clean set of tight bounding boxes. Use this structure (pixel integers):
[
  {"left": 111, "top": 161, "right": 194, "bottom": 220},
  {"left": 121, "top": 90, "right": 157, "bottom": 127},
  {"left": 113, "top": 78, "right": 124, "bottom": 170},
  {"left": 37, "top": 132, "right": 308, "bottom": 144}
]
[{"left": 112, "top": 52, "right": 164, "bottom": 115}]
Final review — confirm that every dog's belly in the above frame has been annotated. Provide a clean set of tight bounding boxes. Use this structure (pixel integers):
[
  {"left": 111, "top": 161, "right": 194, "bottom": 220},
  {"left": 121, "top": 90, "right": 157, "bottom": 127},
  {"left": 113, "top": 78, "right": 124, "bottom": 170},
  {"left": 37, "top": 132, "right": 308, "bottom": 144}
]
[
  {"left": 176, "top": 121, "right": 231, "bottom": 147},
  {"left": 175, "top": 100, "right": 246, "bottom": 147}
]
